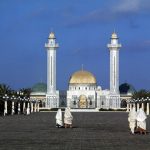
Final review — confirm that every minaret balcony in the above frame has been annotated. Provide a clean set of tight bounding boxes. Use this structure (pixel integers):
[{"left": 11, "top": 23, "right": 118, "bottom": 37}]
[
  {"left": 45, "top": 43, "right": 59, "bottom": 48},
  {"left": 107, "top": 44, "right": 121, "bottom": 48}
]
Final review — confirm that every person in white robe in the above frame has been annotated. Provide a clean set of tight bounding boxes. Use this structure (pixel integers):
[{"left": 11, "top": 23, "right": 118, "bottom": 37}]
[
  {"left": 136, "top": 108, "right": 147, "bottom": 134},
  {"left": 64, "top": 108, "right": 73, "bottom": 128},
  {"left": 128, "top": 107, "right": 137, "bottom": 134},
  {"left": 55, "top": 109, "right": 63, "bottom": 128}
]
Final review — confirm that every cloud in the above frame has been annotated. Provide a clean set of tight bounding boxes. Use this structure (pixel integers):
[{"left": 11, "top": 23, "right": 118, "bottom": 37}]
[
  {"left": 65, "top": 0, "right": 150, "bottom": 28},
  {"left": 125, "top": 39, "right": 150, "bottom": 53},
  {"left": 113, "top": 0, "right": 141, "bottom": 13},
  {"left": 114, "top": 0, "right": 150, "bottom": 13}
]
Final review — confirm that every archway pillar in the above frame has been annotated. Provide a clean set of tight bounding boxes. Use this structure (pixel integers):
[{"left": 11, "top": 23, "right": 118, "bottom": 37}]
[
  {"left": 18, "top": 102, "right": 20, "bottom": 114},
  {"left": 12, "top": 101, "right": 14, "bottom": 115},
  {"left": 137, "top": 103, "right": 140, "bottom": 112},
  {"left": 31, "top": 102, "right": 33, "bottom": 113},
  {"left": 129, "top": 103, "right": 132, "bottom": 111},
  {"left": 126, "top": 103, "right": 129, "bottom": 112},
  {"left": 37, "top": 102, "right": 39, "bottom": 112},
  {"left": 146, "top": 102, "right": 149, "bottom": 115},
  {"left": 23, "top": 102, "right": 26, "bottom": 114},
  {"left": 142, "top": 103, "right": 144, "bottom": 110},
  {"left": 4, "top": 101, "right": 7, "bottom": 116}
]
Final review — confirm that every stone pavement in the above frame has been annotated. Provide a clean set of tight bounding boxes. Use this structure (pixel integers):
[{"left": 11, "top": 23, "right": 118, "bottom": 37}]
[{"left": 0, "top": 112, "right": 150, "bottom": 150}]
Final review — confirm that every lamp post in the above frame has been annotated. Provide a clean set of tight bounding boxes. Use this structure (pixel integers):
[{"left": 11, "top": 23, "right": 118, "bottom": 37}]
[
  {"left": 126, "top": 100, "right": 129, "bottom": 112},
  {"left": 11, "top": 95, "right": 16, "bottom": 115},
  {"left": 129, "top": 100, "right": 132, "bottom": 111},
  {"left": 30, "top": 99, "right": 34, "bottom": 113},
  {"left": 17, "top": 91, "right": 24, "bottom": 114},
  {"left": 17, "top": 96, "right": 21, "bottom": 114},
  {"left": 146, "top": 97, "right": 149, "bottom": 115},
  {"left": 27, "top": 97, "right": 30, "bottom": 114},
  {"left": 3, "top": 94, "right": 9, "bottom": 116},
  {"left": 141, "top": 97, "right": 144, "bottom": 110}
]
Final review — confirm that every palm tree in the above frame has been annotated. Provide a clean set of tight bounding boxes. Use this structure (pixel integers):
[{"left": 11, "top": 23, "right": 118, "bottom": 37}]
[
  {"left": 132, "top": 89, "right": 150, "bottom": 99},
  {"left": 0, "top": 84, "right": 12, "bottom": 96},
  {"left": 19, "top": 88, "right": 32, "bottom": 98}
]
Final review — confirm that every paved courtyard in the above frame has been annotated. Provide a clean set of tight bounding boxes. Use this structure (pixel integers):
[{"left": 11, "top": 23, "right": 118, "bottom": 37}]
[{"left": 0, "top": 112, "right": 150, "bottom": 150}]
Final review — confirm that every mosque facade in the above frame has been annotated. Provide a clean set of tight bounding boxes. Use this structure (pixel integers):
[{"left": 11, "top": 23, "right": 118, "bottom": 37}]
[{"left": 30, "top": 32, "right": 122, "bottom": 110}]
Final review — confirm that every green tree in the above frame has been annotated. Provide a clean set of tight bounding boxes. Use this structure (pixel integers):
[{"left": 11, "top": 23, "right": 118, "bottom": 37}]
[
  {"left": 132, "top": 89, "right": 150, "bottom": 99},
  {"left": 0, "top": 84, "right": 12, "bottom": 96},
  {"left": 19, "top": 88, "right": 32, "bottom": 98}
]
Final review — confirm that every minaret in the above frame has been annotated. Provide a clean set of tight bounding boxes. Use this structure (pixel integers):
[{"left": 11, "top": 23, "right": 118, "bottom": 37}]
[
  {"left": 45, "top": 32, "right": 59, "bottom": 108},
  {"left": 107, "top": 32, "right": 121, "bottom": 94}
]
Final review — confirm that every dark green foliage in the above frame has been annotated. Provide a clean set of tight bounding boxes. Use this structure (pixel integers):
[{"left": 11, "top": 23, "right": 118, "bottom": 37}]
[
  {"left": 19, "top": 88, "right": 31, "bottom": 98},
  {"left": 132, "top": 89, "right": 150, "bottom": 99},
  {"left": 99, "top": 108, "right": 126, "bottom": 111},
  {"left": 39, "top": 108, "right": 65, "bottom": 112},
  {"left": 0, "top": 84, "right": 11, "bottom": 96}
]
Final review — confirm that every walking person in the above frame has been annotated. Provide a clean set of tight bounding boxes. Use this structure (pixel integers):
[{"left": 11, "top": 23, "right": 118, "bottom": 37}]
[
  {"left": 136, "top": 107, "right": 147, "bottom": 134},
  {"left": 64, "top": 107, "right": 73, "bottom": 128},
  {"left": 128, "top": 106, "right": 137, "bottom": 134},
  {"left": 56, "top": 109, "right": 63, "bottom": 128}
]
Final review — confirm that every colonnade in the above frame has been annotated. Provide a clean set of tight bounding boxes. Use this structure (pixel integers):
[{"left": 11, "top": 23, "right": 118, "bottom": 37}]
[
  {"left": 126, "top": 99, "right": 149, "bottom": 115},
  {"left": 3, "top": 100, "right": 40, "bottom": 116}
]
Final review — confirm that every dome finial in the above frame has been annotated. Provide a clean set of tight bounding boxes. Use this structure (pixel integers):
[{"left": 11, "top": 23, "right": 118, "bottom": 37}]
[
  {"left": 111, "top": 31, "right": 118, "bottom": 39},
  {"left": 49, "top": 29, "right": 56, "bottom": 39}
]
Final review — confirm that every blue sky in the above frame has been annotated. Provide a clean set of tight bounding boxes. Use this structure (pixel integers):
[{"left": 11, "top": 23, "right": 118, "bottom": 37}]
[{"left": 0, "top": 0, "right": 150, "bottom": 90}]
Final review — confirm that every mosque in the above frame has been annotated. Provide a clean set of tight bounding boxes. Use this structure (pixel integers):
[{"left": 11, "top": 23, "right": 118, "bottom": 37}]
[{"left": 30, "top": 31, "right": 126, "bottom": 110}]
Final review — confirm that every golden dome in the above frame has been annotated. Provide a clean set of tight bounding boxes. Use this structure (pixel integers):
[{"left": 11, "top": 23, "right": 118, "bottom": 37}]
[
  {"left": 111, "top": 32, "right": 118, "bottom": 39},
  {"left": 49, "top": 32, "right": 55, "bottom": 39},
  {"left": 69, "top": 70, "right": 96, "bottom": 84}
]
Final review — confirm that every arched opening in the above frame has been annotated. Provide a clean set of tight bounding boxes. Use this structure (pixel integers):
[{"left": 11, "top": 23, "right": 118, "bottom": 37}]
[
  {"left": 78, "top": 95, "right": 87, "bottom": 108},
  {"left": 121, "top": 99, "right": 127, "bottom": 108}
]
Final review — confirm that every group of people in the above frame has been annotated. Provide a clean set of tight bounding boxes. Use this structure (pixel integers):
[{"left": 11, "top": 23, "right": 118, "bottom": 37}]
[
  {"left": 56, "top": 106, "right": 147, "bottom": 133},
  {"left": 128, "top": 107, "right": 147, "bottom": 134},
  {"left": 55, "top": 108, "right": 73, "bottom": 128}
]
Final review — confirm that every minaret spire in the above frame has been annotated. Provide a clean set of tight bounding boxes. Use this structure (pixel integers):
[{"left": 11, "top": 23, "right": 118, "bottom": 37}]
[
  {"left": 107, "top": 31, "right": 122, "bottom": 109},
  {"left": 107, "top": 32, "right": 122, "bottom": 94},
  {"left": 45, "top": 32, "right": 59, "bottom": 108}
]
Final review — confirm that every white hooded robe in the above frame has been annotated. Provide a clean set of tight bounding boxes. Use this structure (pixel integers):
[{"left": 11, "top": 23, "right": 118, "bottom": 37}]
[
  {"left": 56, "top": 109, "right": 63, "bottom": 126},
  {"left": 128, "top": 107, "right": 137, "bottom": 133},
  {"left": 136, "top": 108, "right": 147, "bottom": 130},
  {"left": 64, "top": 108, "right": 73, "bottom": 125}
]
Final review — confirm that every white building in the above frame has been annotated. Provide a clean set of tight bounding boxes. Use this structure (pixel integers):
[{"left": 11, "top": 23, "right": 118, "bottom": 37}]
[
  {"left": 30, "top": 31, "right": 122, "bottom": 110},
  {"left": 67, "top": 69, "right": 120, "bottom": 109}
]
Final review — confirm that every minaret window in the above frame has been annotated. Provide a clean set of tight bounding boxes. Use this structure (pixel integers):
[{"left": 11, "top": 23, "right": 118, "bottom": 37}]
[
  {"left": 51, "top": 56, "right": 52, "bottom": 86},
  {"left": 114, "top": 56, "right": 115, "bottom": 87}
]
